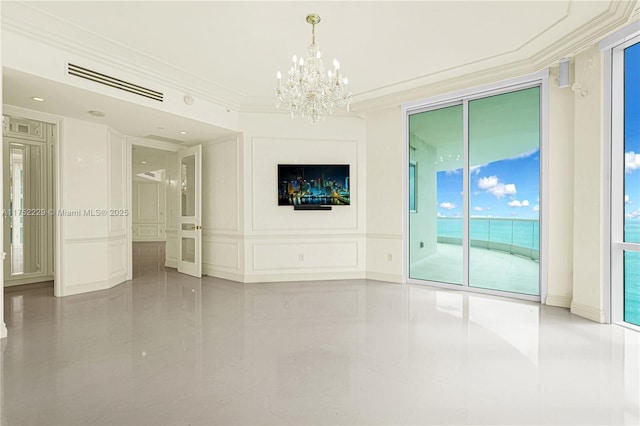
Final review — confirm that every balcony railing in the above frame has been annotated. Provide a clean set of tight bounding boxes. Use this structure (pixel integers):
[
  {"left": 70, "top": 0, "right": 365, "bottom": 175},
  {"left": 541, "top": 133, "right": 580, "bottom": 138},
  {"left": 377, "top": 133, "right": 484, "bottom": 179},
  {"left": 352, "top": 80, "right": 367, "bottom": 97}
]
[{"left": 437, "top": 217, "right": 539, "bottom": 261}]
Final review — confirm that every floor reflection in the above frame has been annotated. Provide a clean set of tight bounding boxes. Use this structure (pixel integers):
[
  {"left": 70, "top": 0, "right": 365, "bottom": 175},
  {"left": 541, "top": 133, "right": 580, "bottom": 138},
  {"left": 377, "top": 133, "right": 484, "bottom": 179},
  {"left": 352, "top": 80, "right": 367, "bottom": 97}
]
[{"left": 0, "top": 253, "right": 638, "bottom": 425}]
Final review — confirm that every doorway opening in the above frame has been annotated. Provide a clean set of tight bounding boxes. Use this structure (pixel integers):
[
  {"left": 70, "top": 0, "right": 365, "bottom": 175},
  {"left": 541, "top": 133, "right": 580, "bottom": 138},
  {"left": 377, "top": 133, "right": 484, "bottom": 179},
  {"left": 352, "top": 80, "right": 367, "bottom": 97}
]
[
  {"left": 2, "top": 115, "right": 55, "bottom": 288},
  {"left": 131, "top": 144, "right": 178, "bottom": 276}
]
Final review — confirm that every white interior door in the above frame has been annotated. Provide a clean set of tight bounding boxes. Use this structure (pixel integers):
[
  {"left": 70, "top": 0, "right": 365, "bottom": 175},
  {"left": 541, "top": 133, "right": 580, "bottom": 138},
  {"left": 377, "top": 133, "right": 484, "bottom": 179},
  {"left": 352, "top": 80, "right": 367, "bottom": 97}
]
[{"left": 178, "top": 145, "right": 202, "bottom": 277}]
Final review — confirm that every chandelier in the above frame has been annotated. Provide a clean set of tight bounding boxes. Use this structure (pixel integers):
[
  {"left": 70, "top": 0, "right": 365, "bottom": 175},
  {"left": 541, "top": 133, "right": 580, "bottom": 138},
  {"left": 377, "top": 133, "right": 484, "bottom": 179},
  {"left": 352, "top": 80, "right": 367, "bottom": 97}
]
[{"left": 275, "top": 14, "right": 352, "bottom": 124}]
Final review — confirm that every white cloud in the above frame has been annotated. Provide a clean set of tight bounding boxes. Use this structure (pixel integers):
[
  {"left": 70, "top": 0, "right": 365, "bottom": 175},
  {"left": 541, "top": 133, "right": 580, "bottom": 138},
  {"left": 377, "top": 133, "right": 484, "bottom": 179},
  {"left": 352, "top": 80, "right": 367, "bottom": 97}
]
[
  {"left": 473, "top": 206, "right": 490, "bottom": 212},
  {"left": 489, "top": 183, "right": 517, "bottom": 198},
  {"left": 478, "top": 176, "right": 498, "bottom": 190},
  {"left": 626, "top": 152, "right": 640, "bottom": 174},
  {"left": 532, "top": 205, "right": 540, "bottom": 212},
  {"left": 625, "top": 194, "right": 630, "bottom": 204},
  {"left": 440, "top": 202, "right": 457, "bottom": 210},
  {"left": 437, "top": 212, "right": 446, "bottom": 218},
  {"left": 470, "top": 165, "right": 484, "bottom": 175},
  {"left": 508, "top": 199, "right": 529, "bottom": 207},
  {"left": 476, "top": 175, "right": 517, "bottom": 198},
  {"left": 627, "top": 209, "right": 640, "bottom": 219}
]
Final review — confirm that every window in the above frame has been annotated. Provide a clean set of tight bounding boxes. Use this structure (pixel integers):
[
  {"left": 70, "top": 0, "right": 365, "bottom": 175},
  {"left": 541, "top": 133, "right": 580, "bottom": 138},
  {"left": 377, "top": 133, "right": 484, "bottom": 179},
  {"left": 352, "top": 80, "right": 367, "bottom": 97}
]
[{"left": 603, "top": 23, "right": 640, "bottom": 328}]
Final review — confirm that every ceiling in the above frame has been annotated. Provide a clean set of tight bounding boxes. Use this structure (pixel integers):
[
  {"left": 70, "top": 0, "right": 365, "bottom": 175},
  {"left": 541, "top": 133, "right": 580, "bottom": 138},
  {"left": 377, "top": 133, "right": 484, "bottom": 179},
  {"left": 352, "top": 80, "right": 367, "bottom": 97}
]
[{"left": 2, "top": 1, "right": 639, "bottom": 143}]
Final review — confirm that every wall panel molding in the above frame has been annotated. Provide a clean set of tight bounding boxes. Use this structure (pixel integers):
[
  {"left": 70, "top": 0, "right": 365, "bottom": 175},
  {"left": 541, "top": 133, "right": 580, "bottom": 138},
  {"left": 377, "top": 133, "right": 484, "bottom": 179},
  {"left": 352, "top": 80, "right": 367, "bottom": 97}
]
[
  {"left": 202, "top": 239, "right": 240, "bottom": 270},
  {"left": 252, "top": 241, "right": 360, "bottom": 272}
]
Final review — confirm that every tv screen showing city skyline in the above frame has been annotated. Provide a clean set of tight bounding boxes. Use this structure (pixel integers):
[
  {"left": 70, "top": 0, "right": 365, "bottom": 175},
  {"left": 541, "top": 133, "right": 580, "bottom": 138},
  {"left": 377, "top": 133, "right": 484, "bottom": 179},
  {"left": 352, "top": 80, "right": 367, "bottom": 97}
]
[{"left": 278, "top": 164, "right": 350, "bottom": 206}]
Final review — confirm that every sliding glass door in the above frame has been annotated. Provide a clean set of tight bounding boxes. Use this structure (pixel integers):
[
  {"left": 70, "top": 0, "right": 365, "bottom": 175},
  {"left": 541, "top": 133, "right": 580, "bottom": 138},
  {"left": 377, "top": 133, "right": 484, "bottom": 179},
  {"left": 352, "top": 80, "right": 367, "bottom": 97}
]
[
  {"left": 409, "top": 104, "right": 463, "bottom": 285},
  {"left": 407, "top": 81, "right": 542, "bottom": 299},
  {"left": 468, "top": 87, "right": 540, "bottom": 295}
]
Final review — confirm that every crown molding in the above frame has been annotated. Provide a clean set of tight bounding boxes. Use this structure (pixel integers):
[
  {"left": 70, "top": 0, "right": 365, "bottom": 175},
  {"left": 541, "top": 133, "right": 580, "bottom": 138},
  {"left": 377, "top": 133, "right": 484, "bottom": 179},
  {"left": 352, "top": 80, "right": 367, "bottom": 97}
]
[
  {"left": 1, "top": 2, "right": 244, "bottom": 111},
  {"left": 530, "top": 0, "right": 638, "bottom": 65},
  {"left": 3, "top": 1, "right": 637, "bottom": 117},
  {"left": 352, "top": 0, "right": 637, "bottom": 113}
]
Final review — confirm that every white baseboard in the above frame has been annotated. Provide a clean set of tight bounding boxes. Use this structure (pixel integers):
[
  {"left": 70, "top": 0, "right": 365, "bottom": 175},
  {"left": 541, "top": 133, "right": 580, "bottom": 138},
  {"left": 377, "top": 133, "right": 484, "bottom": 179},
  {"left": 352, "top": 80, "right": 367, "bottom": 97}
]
[
  {"left": 202, "top": 267, "right": 244, "bottom": 283},
  {"left": 571, "top": 302, "right": 606, "bottom": 323},
  {"left": 545, "top": 294, "right": 572, "bottom": 308},
  {"left": 242, "top": 271, "right": 366, "bottom": 284},
  {"left": 366, "top": 272, "right": 405, "bottom": 284},
  {"left": 61, "top": 280, "right": 110, "bottom": 296}
]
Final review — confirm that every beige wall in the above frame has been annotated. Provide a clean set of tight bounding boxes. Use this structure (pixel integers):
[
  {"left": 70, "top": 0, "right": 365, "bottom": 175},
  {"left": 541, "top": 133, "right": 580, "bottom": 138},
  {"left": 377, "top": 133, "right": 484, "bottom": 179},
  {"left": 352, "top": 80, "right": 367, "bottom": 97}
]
[
  {"left": 545, "top": 64, "right": 576, "bottom": 309},
  {"left": 364, "top": 54, "right": 608, "bottom": 322},
  {"left": 365, "top": 107, "right": 404, "bottom": 283},
  {"left": 570, "top": 47, "right": 607, "bottom": 322}
]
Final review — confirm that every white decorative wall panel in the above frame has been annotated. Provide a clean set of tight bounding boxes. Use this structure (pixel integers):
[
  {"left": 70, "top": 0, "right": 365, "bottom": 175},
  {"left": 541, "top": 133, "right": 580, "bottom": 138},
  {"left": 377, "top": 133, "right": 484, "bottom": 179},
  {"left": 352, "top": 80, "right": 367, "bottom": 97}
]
[
  {"left": 203, "top": 240, "right": 240, "bottom": 269},
  {"left": 135, "top": 224, "right": 161, "bottom": 238},
  {"left": 136, "top": 182, "right": 160, "bottom": 221},
  {"left": 203, "top": 139, "right": 240, "bottom": 232},
  {"left": 108, "top": 130, "right": 127, "bottom": 235},
  {"left": 64, "top": 240, "right": 109, "bottom": 288},
  {"left": 252, "top": 241, "right": 359, "bottom": 271},
  {"left": 132, "top": 180, "right": 166, "bottom": 241},
  {"left": 109, "top": 237, "right": 127, "bottom": 279},
  {"left": 165, "top": 231, "right": 178, "bottom": 267},
  {"left": 61, "top": 120, "right": 109, "bottom": 240}
]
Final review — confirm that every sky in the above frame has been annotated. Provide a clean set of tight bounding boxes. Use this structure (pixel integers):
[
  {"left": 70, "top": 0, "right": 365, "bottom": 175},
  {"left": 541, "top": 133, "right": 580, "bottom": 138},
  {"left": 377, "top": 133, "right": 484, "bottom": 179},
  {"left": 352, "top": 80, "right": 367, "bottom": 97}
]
[
  {"left": 625, "top": 42, "right": 640, "bottom": 223},
  {"left": 436, "top": 148, "right": 540, "bottom": 220},
  {"left": 436, "top": 41, "right": 639, "bottom": 223}
]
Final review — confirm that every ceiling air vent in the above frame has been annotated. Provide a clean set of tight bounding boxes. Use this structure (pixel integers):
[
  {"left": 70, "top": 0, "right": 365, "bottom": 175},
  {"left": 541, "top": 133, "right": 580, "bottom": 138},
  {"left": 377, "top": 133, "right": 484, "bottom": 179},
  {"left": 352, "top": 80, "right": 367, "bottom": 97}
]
[{"left": 67, "top": 63, "right": 164, "bottom": 102}]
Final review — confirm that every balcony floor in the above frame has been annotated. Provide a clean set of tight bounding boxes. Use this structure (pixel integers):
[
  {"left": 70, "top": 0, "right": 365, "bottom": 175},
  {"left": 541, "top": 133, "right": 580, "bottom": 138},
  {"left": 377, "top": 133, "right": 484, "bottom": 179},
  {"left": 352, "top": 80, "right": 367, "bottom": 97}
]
[{"left": 410, "top": 243, "right": 539, "bottom": 296}]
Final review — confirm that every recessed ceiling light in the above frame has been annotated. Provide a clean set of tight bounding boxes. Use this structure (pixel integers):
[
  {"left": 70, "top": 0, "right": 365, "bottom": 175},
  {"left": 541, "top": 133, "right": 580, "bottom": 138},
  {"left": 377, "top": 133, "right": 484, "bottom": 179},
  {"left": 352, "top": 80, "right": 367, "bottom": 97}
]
[
  {"left": 31, "top": 97, "right": 45, "bottom": 102},
  {"left": 179, "top": 131, "right": 188, "bottom": 135},
  {"left": 88, "top": 110, "right": 106, "bottom": 117},
  {"left": 141, "top": 161, "right": 147, "bottom": 165}
]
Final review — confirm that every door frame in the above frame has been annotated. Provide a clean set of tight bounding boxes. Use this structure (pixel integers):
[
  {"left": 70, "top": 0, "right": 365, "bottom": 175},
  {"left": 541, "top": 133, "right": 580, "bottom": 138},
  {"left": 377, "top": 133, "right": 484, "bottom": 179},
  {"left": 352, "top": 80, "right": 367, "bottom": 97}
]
[{"left": 402, "top": 70, "right": 549, "bottom": 302}]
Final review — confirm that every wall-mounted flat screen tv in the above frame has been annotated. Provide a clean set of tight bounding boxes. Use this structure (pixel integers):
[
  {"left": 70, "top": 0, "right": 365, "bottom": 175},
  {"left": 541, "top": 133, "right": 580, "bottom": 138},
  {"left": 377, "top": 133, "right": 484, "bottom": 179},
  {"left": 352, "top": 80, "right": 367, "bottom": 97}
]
[{"left": 278, "top": 164, "right": 350, "bottom": 206}]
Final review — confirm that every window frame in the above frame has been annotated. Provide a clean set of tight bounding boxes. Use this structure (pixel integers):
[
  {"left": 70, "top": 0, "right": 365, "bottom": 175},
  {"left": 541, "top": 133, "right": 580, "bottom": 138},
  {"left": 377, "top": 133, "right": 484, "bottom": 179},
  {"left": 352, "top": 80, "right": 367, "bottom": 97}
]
[{"left": 601, "top": 21, "right": 640, "bottom": 329}]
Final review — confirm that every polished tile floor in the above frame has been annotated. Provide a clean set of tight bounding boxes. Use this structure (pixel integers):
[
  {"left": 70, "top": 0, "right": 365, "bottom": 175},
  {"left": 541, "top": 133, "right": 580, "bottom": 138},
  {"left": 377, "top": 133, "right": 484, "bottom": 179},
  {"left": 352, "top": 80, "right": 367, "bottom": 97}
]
[{"left": 1, "top": 247, "right": 639, "bottom": 425}]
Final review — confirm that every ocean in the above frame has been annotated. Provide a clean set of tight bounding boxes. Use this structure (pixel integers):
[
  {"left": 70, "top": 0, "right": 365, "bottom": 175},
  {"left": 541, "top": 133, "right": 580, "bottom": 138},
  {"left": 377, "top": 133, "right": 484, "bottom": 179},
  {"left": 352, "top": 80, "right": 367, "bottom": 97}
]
[
  {"left": 625, "top": 220, "right": 640, "bottom": 325},
  {"left": 437, "top": 218, "right": 539, "bottom": 249}
]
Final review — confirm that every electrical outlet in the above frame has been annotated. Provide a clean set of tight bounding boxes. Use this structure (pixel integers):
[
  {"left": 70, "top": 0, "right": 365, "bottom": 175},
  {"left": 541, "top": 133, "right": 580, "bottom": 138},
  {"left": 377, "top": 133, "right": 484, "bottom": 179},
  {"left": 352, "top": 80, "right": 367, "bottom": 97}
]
[
  {"left": 298, "top": 253, "right": 304, "bottom": 261},
  {"left": 387, "top": 253, "right": 392, "bottom": 262}
]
